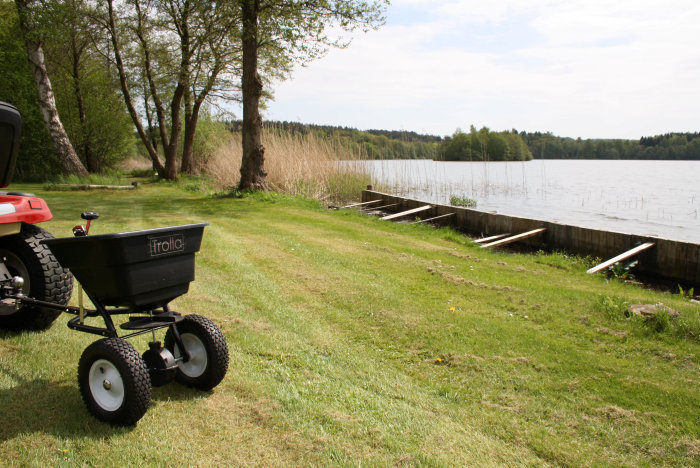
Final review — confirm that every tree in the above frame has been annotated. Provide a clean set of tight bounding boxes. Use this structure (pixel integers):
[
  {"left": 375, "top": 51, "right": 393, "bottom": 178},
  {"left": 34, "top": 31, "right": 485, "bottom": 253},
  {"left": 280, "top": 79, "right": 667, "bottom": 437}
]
[
  {"left": 0, "top": 0, "right": 57, "bottom": 180},
  {"left": 43, "top": 0, "right": 134, "bottom": 172},
  {"left": 14, "top": 0, "right": 88, "bottom": 176},
  {"left": 99, "top": 0, "right": 242, "bottom": 179},
  {"left": 238, "top": 0, "right": 388, "bottom": 191}
]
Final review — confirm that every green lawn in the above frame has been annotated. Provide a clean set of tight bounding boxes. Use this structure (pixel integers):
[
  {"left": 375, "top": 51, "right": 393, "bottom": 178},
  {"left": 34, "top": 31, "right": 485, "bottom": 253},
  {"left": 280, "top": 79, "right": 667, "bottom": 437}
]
[{"left": 0, "top": 182, "right": 698, "bottom": 466}]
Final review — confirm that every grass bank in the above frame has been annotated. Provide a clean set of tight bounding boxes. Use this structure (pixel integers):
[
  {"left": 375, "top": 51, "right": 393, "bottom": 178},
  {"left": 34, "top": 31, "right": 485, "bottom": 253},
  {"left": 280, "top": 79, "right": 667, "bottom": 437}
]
[{"left": 0, "top": 183, "right": 698, "bottom": 466}]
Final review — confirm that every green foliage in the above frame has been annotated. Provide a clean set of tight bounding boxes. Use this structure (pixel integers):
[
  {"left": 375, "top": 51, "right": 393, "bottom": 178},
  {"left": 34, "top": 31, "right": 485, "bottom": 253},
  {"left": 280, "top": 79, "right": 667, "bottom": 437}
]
[
  {"left": 598, "top": 295, "right": 630, "bottom": 320},
  {"left": 449, "top": 195, "right": 477, "bottom": 208},
  {"left": 437, "top": 127, "right": 533, "bottom": 162},
  {"left": 643, "top": 308, "right": 671, "bottom": 333},
  {"left": 188, "top": 111, "right": 231, "bottom": 171},
  {"left": 534, "top": 249, "right": 599, "bottom": 271},
  {"left": 49, "top": 56, "right": 135, "bottom": 171},
  {"left": 677, "top": 284, "right": 695, "bottom": 299},
  {"left": 0, "top": 1, "right": 60, "bottom": 180},
  {"left": 608, "top": 260, "right": 637, "bottom": 280},
  {"left": 0, "top": 1, "right": 134, "bottom": 179}
]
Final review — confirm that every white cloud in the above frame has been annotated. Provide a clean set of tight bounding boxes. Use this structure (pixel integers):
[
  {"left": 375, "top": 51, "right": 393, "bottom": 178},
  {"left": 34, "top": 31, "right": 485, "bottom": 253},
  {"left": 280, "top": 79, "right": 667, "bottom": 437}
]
[{"left": 263, "top": 0, "right": 700, "bottom": 138}]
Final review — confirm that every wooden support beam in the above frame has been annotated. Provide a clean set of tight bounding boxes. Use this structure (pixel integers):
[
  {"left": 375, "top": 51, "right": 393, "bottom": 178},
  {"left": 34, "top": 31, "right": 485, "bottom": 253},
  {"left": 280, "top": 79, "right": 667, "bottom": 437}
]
[
  {"left": 364, "top": 202, "right": 400, "bottom": 211},
  {"left": 56, "top": 184, "right": 136, "bottom": 190},
  {"left": 480, "top": 228, "right": 547, "bottom": 249},
  {"left": 473, "top": 233, "right": 511, "bottom": 244},
  {"left": 411, "top": 213, "right": 455, "bottom": 224},
  {"left": 586, "top": 242, "right": 656, "bottom": 274},
  {"left": 380, "top": 205, "right": 432, "bottom": 221},
  {"left": 342, "top": 200, "right": 382, "bottom": 208}
]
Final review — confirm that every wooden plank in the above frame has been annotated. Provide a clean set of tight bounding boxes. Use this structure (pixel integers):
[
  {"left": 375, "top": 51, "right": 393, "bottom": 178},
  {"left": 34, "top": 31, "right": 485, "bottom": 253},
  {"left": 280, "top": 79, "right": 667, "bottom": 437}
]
[
  {"left": 480, "top": 228, "right": 547, "bottom": 249},
  {"left": 473, "top": 233, "right": 511, "bottom": 244},
  {"left": 342, "top": 200, "right": 382, "bottom": 208},
  {"left": 411, "top": 213, "right": 454, "bottom": 224},
  {"left": 380, "top": 205, "right": 432, "bottom": 221},
  {"left": 56, "top": 184, "right": 136, "bottom": 190},
  {"left": 586, "top": 242, "right": 656, "bottom": 274},
  {"left": 364, "top": 202, "right": 400, "bottom": 211}
]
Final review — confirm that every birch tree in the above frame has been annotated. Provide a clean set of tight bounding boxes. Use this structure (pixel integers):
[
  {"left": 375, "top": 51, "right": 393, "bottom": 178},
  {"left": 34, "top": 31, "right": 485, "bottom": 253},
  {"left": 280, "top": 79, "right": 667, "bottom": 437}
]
[{"left": 14, "top": 0, "right": 89, "bottom": 176}]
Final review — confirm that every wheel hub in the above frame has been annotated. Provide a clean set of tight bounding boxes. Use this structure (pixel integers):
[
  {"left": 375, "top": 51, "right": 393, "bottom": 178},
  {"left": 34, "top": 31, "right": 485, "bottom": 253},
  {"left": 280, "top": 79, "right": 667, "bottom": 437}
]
[{"left": 88, "top": 359, "right": 125, "bottom": 412}]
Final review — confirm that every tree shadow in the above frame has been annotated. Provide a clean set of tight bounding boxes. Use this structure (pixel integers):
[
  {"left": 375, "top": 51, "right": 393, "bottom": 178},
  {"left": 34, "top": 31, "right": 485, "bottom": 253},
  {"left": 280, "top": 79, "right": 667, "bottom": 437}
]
[
  {"left": 0, "top": 368, "right": 126, "bottom": 441},
  {"left": 0, "top": 367, "right": 209, "bottom": 442}
]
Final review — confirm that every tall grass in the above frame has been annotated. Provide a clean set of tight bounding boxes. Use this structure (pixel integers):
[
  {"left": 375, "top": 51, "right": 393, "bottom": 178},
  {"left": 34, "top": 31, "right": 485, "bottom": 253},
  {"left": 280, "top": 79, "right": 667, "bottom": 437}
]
[{"left": 206, "top": 130, "right": 374, "bottom": 202}]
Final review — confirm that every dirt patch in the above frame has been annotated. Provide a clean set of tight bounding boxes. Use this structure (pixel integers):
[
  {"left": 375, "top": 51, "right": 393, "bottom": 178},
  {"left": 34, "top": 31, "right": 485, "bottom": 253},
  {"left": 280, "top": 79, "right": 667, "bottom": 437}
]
[
  {"left": 599, "top": 405, "right": 637, "bottom": 421},
  {"left": 447, "top": 251, "right": 481, "bottom": 262},
  {"left": 427, "top": 267, "right": 521, "bottom": 292},
  {"left": 481, "top": 399, "right": 523, "bottom": 413},
  {"left": 675, "top": 437, "right": 700, "bottom": 457},
  {"left": 596, "top": 327, "right": 628, "bottom": 338}
]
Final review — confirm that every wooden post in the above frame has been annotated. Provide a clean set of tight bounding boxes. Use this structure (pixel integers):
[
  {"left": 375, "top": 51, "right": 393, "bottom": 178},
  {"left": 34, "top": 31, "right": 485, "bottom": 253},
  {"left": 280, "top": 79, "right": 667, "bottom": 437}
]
[
  {"left": 342, "top": 200, "right": 382, "bottom": 208},
  {"left": 473, "top": 233, "right": 511, "bottom": 244},
  {"left": 364, "top": 202, "right": 400, "bottom": 211},
  {"left": 380, "top": 205, "right": 432, "bottom": 221},
  {"left": 587, "top": 242, "right": 656, "bottom": 274},
  {"left": 480, "top": 228, "right": 547, "bottom": 249}
]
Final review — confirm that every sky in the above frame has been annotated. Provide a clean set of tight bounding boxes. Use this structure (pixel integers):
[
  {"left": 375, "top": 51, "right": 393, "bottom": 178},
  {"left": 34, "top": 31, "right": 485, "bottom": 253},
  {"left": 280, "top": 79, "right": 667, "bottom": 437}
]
[{"left": 253, "top": 0, "right": 700, "bottom": 139}]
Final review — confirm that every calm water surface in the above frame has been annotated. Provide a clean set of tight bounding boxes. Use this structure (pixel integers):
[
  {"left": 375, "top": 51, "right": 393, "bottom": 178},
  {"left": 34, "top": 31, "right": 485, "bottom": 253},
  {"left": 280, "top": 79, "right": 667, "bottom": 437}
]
[{"left": 362, "top": 160, "right": 700, "bottom": 243}]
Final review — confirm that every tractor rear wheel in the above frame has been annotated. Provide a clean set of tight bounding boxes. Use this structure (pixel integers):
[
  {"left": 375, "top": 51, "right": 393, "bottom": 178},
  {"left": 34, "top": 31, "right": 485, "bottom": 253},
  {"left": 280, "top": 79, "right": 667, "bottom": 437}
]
[{"left": 0, "top": 223, "right": 73, "bottom": 330}]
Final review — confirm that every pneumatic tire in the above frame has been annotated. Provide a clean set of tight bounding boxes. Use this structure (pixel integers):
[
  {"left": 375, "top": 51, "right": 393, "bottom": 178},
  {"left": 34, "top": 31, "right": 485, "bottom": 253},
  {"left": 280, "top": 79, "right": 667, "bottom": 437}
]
[
  {"left": 0, "top": 223, "right": 73, "bottom": 330},
  {"left": 164, "top": 315, "right": 229, "bottom": 391},
  {"left": 78, "top": 338, "right": 152, "bottom": 426}
]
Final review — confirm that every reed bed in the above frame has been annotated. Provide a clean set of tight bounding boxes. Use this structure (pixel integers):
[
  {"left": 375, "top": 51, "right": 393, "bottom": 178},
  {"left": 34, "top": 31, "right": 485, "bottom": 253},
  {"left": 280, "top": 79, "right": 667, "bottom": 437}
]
[{"left": 206, "top": 131, "right": 374, "bottom": 203}]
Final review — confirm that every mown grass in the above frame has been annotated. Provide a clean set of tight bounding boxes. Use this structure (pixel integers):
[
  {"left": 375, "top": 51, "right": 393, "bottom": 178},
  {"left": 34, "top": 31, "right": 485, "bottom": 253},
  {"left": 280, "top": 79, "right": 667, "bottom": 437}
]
[{"left": 0, "top": 182, "right": 698, "bottom": 466}]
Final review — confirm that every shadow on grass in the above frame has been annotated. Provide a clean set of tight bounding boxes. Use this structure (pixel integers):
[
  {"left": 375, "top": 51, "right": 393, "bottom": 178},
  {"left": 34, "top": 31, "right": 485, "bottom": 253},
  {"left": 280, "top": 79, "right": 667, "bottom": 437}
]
[
  {"left": 0, "top": 368, "right": 210, "bottom": 441},
  {"left": 0, "top": 369, "right": 127, "bottom": 440}
]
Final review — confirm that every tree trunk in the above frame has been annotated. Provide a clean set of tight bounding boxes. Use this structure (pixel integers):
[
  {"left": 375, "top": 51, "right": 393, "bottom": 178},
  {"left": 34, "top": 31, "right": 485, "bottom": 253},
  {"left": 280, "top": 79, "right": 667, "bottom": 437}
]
[
  {"left": 15, "top": 0, "right": 89, "bottom": 177},
  {"left": 70, "top": 31, "right": 99, "bottom": 172},
  {"left": 239, "top": 0, "right": 268, "bottom": 191},
  {"left": 181, "top": 101, "right": 199, "bottom": 174},
  {"left": 106, "top": 0, "right": 166, "bottom": 177}
]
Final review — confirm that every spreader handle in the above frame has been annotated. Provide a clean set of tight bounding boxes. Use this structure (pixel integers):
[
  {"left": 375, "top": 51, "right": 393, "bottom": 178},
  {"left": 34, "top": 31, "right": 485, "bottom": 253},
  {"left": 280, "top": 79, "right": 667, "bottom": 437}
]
[{"left": 81, "top": 212, "right": 99, "bottom": 221}]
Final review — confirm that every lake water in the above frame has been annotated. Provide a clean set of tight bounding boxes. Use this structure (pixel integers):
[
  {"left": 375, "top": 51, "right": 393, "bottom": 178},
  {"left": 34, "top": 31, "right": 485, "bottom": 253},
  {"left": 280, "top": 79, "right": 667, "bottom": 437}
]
[{"left": 361, "top": 159, "right": 700, "bottom": 243}]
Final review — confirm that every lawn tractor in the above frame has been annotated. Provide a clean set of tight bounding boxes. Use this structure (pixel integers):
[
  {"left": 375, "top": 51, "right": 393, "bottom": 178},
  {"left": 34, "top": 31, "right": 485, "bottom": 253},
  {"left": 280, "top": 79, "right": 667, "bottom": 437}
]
[{"left": 0, "top": 101, "right": 228, "bottom": 425}]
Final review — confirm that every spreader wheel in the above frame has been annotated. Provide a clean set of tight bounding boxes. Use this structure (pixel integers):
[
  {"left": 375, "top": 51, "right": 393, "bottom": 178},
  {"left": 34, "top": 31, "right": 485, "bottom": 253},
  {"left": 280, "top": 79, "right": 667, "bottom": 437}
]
[
  {"left": 164, "top": 314, "right": 229, "bottom": 390},
  {"left": 0, "top": 223, "right": 73, "bottom": 330},
  {"left": 78, "top": 338, "right": 151, "bottom": 426}
]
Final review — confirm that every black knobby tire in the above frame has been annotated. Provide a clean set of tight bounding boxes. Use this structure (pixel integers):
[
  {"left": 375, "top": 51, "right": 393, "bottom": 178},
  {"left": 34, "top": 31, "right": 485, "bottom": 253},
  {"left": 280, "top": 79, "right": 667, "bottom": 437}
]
[
  {"left": 164, "top": 314, "right": 229, "bottom": 391},
  {"left": 78, "top": 338, "right": 152, "bottom": 426},
  {"left": 0, "top": 223, "right": 73, "bottom": 330}
]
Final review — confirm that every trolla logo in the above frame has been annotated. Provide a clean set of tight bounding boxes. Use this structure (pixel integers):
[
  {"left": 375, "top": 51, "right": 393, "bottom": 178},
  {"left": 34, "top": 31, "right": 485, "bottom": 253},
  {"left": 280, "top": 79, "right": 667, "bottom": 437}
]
[{"left": 149, "top": 233, "right": 185, "bottom": 256}]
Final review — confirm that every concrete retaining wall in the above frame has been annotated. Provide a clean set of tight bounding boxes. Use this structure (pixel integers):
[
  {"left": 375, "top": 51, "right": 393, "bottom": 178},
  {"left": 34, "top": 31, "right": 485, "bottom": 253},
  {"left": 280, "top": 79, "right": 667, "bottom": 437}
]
[{"left": 362, "top": 190, "right": 700, "bottom": 286}]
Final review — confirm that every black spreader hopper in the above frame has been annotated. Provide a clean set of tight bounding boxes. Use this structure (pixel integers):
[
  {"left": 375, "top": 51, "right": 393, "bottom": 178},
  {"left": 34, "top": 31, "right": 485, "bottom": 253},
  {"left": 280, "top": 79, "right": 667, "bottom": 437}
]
[{"left": 43, "top": 223, "right": 208, "bottom": 310}]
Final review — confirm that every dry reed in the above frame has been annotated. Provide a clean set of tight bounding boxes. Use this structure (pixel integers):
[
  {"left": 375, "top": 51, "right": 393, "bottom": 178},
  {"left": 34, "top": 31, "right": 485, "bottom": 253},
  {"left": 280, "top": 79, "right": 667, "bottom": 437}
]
[{"left": 206, "top": 130, "right": 373, "bottom": 202}]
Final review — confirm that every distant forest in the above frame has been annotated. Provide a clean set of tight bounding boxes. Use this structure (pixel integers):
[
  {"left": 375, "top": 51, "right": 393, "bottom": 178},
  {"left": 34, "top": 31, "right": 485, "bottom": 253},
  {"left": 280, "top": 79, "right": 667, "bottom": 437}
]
[
  {"left": 229, "top": 120, "right": 700, "bottom": 161},
  {"left": 521, "top": 131, "right": 700, "bottom": 160},
  {"left": 228, "top": 120, "right": 441, "bottom": 159}
]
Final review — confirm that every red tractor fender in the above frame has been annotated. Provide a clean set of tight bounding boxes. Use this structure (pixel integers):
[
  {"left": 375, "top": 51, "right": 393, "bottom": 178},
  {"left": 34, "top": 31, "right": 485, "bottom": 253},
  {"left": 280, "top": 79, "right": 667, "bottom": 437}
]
[{"left": 0, "top": 193, "right": 52, "bottom": 231}]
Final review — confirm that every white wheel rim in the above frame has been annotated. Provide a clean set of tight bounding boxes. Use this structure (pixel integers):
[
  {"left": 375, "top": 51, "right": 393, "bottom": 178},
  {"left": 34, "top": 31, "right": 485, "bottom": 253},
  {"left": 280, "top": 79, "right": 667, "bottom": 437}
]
[
  {"left": 175, "top": 333, "right": 208, "bottom": 378},
  {"left": 88, "top": 359, "right": 125, "bottom": 411}
]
